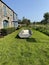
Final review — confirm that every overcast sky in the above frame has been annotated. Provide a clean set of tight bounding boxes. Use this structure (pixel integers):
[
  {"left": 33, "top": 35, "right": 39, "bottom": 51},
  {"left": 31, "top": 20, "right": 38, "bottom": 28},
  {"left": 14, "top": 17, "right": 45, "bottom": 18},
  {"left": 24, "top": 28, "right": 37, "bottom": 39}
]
[{"left": 3, "top": 0, "right": 49, "bottom": 22}]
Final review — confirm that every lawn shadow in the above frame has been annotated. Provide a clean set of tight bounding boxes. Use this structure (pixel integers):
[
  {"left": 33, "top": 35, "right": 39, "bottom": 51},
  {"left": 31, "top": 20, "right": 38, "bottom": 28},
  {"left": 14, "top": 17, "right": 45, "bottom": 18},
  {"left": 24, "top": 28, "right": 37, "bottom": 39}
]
[
  {"left": 15, "top": 35, "right": 37, "bottom": 42},
  {"left": 26, "top": 38, "right": 37, "bottom": 42},
  {"left": 15, "top": 35, "right": 20, "bottom": 39},
  {"left": 15, "top": 35, "right": 24, "bottom": 39},
  {"left": 0, "top": 35, "right": 4, "bottom": 38}
]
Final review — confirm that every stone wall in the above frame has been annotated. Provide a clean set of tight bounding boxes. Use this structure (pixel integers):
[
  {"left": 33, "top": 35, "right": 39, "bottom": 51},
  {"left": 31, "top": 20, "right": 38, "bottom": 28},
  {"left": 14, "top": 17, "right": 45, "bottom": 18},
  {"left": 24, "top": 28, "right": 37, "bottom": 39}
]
[{"left": 0, "top": 1, "right": 18, "bottom": 29}]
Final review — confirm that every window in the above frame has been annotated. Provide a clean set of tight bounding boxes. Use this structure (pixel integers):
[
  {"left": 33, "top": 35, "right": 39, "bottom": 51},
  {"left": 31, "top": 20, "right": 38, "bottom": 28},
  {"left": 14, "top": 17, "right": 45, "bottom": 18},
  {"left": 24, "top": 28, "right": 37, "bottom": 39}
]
[
  {"left": 13, "top": 13, "right": 17, "bottom": 21},
  {"left": 3, "top": 20, "right": 9, "bottom": 28},
  {"left": 13, "top": 21, "right": 18, "bottom": 28},
  {"left": 14, "top": 21, "right": 18, "bottom": 28},
  {"left": 3, "top": 5, "right": 7, "bottom": 16}
]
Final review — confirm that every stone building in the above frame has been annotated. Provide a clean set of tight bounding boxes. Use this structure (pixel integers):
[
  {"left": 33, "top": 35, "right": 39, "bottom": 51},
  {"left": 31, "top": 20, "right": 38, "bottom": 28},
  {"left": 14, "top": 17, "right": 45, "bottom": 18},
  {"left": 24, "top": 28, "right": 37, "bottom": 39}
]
[{"left": 0, "top": 0, "right": 18, "bottom": 29}]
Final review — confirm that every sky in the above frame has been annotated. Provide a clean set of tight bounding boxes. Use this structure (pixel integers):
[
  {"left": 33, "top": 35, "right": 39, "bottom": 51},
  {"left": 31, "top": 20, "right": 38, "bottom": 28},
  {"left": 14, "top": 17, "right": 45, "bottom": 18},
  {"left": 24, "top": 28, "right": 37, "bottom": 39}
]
[{"left": 2, "top": 0, "right": 49, "bottom": 22}]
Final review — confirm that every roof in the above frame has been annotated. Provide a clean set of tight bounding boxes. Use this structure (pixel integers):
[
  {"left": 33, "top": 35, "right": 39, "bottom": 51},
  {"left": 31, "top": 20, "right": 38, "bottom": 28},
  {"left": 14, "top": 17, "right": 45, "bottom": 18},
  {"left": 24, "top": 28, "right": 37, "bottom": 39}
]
[{"left": 0, "top": 0, "right": 17, "bottom": 15}]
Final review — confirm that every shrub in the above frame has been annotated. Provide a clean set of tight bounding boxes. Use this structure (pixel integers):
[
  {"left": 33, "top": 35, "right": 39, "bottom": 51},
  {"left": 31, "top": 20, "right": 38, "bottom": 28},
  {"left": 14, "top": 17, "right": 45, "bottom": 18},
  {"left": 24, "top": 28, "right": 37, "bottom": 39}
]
[
  {"left": 33, "top": 26, "right": 49, "bottom": 36},
  {"left": 6, "top": 27, "right": 16, "bottom": 34},
  {"left": 1, "top": 29, "right": 7, "bottom": 36},
  {"left": 1, "top": 27, "right": 16, "bottom": 36}
]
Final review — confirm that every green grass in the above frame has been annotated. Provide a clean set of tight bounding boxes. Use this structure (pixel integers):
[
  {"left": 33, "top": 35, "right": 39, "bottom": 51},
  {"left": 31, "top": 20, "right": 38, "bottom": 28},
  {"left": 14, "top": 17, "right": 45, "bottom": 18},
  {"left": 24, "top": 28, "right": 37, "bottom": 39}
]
[{"left": 0, "top": 28, "right": 49, "bottom": 65}]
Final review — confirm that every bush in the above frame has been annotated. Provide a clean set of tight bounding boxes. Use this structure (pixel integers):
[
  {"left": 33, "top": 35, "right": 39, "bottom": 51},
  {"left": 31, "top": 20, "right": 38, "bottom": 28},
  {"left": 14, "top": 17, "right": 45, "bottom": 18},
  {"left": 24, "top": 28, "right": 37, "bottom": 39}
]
[
  {"left": 6, "top": 27, "right": 16, "bottom": 34},
  {"left": 33, "top": 26, "right": 49, "bottom": 36},
  {"left": 1, "top": 29, "right": 7, "bottom": 36},
  {"left": 1, "top": 27, "right": 16, "bottom": 36}
]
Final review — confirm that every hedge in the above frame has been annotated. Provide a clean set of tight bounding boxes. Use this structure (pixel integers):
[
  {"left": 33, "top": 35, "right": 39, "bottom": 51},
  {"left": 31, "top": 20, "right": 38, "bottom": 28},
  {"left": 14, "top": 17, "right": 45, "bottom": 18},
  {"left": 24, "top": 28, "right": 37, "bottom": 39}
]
[
  {"left": 0, "top": 27, "right": 16, "bottom": 36},
  {"left": 33, "top": 26, "right": 49, "bottom": 36}
]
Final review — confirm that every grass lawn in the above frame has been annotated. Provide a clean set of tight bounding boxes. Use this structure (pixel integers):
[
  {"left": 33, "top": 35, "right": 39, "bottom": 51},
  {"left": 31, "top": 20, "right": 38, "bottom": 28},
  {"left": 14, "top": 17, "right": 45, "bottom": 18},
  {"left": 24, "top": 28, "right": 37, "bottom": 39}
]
[{"left": 0, "top": 28, "right": 49, "bottom": 65}]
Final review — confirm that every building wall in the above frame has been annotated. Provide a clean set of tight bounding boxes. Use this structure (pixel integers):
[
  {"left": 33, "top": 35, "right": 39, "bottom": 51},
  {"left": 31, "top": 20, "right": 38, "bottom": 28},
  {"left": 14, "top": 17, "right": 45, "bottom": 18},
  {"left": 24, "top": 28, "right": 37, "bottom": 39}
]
[
  {"left": 0, "top": 1, "right": 3, "bottom": 29},
  {"left": 0, "top": 1, "right": 18, "bottom": 29}
]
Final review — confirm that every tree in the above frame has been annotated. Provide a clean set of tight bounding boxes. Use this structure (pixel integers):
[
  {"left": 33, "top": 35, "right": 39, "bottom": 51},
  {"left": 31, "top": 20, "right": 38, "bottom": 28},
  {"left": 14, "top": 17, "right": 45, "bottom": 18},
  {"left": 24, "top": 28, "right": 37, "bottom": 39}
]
[
  {"left": 41, "top": 19, "right": 46, "bottom": 24},
  {"left": 41, "top": 12, "right": 49, "bottom": 24},
  {"left": 27, "top": 20, "right": 30, "bottom": 25},
  {"left": 21, "top": 18, "right": 31, "bottom": 26},
  {"left": 44, "top": 12, "right": 49, "bottom": 20}
]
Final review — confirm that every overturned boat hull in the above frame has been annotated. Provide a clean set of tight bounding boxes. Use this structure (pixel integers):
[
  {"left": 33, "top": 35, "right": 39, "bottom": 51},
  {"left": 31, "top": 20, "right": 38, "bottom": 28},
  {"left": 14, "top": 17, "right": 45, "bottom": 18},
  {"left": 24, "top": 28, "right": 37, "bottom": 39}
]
[{"left": 18, "top": 30, "right": 32, "bottom": 38}]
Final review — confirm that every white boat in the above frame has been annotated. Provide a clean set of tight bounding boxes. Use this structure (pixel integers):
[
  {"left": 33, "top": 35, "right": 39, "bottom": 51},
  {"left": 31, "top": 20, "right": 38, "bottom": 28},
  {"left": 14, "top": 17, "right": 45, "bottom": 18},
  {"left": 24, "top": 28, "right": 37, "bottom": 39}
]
[{"left": 18, "top": 29, "right": 32, "bottom": 38}]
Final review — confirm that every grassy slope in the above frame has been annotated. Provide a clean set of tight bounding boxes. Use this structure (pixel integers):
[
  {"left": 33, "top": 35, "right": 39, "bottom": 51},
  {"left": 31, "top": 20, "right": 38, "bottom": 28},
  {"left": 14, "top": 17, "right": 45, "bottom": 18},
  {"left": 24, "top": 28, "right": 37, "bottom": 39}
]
[{"left": 0, "top": 29, "right": 49, "bottom": 65}]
